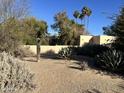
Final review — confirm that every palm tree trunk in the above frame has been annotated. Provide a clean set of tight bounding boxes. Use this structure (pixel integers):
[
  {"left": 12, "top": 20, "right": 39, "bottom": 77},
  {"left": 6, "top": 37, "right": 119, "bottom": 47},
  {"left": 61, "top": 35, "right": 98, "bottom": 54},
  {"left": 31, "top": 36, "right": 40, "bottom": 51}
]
[
  {"left": 75, "top": 18, "right": 77, "bottom": 25},
  {"left": 87, "top": 16, "right": 89, "bottom": 30},
  {"left": 76, "top": 18, "right": 77, "bottom": 32},
  {"left": 84, "top": 17, "right": 86, "bottom": 26},
  {"left": 81, "top": 19, "right": 83, "bottom": 25},
  {"left": 84, "top": 17, "right": 87, "bottom": 33}
]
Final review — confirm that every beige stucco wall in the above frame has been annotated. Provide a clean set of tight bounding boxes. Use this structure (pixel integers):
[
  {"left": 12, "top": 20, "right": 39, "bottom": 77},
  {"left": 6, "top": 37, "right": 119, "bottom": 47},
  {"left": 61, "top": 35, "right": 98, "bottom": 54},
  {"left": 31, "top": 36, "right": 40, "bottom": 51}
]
[
  {"left": 24, "top": 45, "right": 70, "bottom": 54},
  {"left": 80, "top": 35, "right": 116, "bottom": 45},
  {"left": 92, "top": 36, "right": 100, "bottom": 44},
  {"left": 80, "top": 35, "right": 93, "bottom": 46},
  {"left": 23, "top": 35, "right": 116, "bottom": 55},
  {"left": 99, "top": 35, "right": 116, "bottom": 45}
]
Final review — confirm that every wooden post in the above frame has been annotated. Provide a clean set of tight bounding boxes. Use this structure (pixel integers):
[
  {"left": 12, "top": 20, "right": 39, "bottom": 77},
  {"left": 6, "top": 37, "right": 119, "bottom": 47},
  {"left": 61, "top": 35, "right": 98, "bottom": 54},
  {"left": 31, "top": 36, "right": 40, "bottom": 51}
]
[{"left": 37, "top": 38, "right": 41, "bottom": 62}]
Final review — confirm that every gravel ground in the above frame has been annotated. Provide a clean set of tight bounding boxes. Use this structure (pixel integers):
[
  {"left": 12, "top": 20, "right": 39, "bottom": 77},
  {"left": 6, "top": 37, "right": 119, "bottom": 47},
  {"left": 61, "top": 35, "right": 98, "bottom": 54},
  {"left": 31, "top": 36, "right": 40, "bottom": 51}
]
[{"left": 23, "top": 57, "right": 124, "bottom": 93}]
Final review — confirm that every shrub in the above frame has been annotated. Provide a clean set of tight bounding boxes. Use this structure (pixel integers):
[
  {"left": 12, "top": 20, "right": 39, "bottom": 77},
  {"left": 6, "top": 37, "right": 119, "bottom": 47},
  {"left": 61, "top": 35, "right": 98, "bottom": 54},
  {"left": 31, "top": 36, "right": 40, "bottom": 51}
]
[
  {"left": 0, "top": 30, "right": 19, "bottom": 55},
  {"left": 57, "top": 44, "right": 109, "bottom": 59},
  {"left": 14, "top": 46, "right": 35, "bottom": 58},
  {"left": 95, "top": 49, "right": 124, "bottom": 73},
  {"left": 80, "top": 61, "right": 88, "bottom": 71},
  {"left": 58, "top": 47, "right": 73, "bottom": 59},
  {"left": 0, "top": 52, "right": 35, "bottom": 93},
  {"left": 0, "top": 29, "right": 34, "bottom": 58},
  {"left": 112, "top": 43, "right": 124, "bottom": 52},
  {"left": 75, "top": 44, "right": 109, "bottom": 57}
]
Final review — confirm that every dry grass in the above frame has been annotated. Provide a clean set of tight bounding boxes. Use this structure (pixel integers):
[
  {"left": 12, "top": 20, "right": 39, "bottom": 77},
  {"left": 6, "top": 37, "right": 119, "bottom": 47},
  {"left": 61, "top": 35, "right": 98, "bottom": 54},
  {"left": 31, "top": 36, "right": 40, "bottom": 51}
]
[{"left": 23, "top": 57, "right": 124, "bottom": 93}]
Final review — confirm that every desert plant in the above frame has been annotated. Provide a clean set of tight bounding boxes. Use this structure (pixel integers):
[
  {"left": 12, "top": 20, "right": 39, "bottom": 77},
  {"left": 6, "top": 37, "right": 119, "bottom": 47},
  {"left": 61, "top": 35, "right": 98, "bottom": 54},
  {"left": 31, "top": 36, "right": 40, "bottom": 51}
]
[
  {"left": 0, "top": 52, "right": 35, "bottom": 93},
  {"left": 58, "top": 47, "right": 73, "bottom": 59},
  {"left": 0, "top": 29, "right": 20, "bottom": 55},
  {"left": 14, "top": 46, "right": 35, "bottom": 58},
  {"left": 0, "top": 29, "right": 35, "bottom": 58},
  {"left": 58, "top": 44, "right": 110, "bottom": 59},
  {"left": 80, "top": 61, "right": 88, "bottom": 71},
  {"left": 74, "top": 44, "right": 109, "bottom": 57},
  {"left": 95, "top": 49, "right": 124, "bottom": 72}
]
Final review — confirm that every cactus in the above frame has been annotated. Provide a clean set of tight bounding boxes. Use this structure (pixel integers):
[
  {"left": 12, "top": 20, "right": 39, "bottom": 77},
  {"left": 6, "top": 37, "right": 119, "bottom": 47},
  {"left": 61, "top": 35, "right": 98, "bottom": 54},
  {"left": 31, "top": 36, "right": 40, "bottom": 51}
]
[{"left": 58, "top": 47, "right": 73, "bottom": 59}]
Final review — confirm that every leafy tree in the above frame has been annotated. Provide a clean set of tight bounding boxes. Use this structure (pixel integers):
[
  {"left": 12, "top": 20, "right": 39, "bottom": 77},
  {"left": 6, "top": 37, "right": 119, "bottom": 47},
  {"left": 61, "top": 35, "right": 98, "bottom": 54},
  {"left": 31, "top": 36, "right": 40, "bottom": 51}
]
[
  {"left": 103, "top": 6, "right": 124, "bottom": 51},
  {"left": 0, "top": 0, "right": 29, "bottom": 54},
  {"left": 9, "top": 17, "right": 48, "bottom": 61},
  {"left": 51, "top": 11, "right": 87, "bottom": 45},
  {"left": 21, "top": 17, "right": 49, "bottom": 45}
]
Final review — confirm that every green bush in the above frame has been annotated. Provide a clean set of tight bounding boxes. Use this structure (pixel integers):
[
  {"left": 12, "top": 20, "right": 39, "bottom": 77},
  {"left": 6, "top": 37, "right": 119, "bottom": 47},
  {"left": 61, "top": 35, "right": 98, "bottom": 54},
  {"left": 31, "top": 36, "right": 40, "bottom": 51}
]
[
  {"left": 0, "top": 52, "right": 35, "bottom": 93},
  {"left": 0, "top": 30, "right": 20, "bottom": 55},
  {"left": 95, "top": 49, "right": 124, "bottom": 72}
]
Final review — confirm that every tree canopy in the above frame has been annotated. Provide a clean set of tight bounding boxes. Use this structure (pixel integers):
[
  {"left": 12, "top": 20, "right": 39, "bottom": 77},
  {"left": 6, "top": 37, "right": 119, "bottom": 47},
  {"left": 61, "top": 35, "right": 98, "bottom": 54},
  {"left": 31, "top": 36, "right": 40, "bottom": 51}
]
[
  {"left": 103, "top": 7, "right": 124, "bottom": 36},
  {"left": 51, "top": 11, "right": 88, "bottom": 45},
  {"left": 103, "top": 6, "right": 124, "bottom": 51},
  {"left": 0, "top": 0, "right": 29, "bottom": 23},
  {"left": 20, "top": 17, "right": 49, "bottom": 45}
]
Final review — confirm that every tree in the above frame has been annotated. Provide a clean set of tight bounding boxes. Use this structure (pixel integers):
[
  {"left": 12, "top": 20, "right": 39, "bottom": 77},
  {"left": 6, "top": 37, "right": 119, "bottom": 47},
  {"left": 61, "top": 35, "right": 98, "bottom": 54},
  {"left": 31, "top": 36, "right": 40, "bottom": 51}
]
[
  {"left": 51, "top": 11, "right": 87, "bottom": 45},
  {"left": 81, "top": 6, "right": 92, "bottom": 29},
  {"left": 21, "top": 17, "right": 48, "bottom": 45},
  {"left": 49, "top": 35, "right": 58, "bottom": 45},
  {"left": 22, "top": 17, "right": 48, "bottom": 61},
  {"left": 73, "top": 10, "right": 80, "bottom": 23},
  {"left": 86, "top": 8, "right": 92, "bottom": 29},
  {"left": 79, "top": 13, "right": 85, "bottom": 25},
  {"left": 73, "top": 6, "right": 92, "bottom": 31},
  {"left": 103, "top": 6, "right": 124, "bottom": 51},
  {"left": 0, "top": 0, "right": 29, "bottom": 55},
  {"left": 0, "top": 21, "right": 20, "bottom": 54},
  {"left": 0, "top": 0, "right": 29, "bottom": 23}
]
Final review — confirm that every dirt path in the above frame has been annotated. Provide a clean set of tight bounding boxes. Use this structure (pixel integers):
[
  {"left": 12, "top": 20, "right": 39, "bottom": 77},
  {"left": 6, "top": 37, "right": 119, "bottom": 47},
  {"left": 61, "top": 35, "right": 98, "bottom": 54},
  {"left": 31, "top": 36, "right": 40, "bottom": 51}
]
[{"left": 24, "top": 57, "right": 124, "bottom": 93}]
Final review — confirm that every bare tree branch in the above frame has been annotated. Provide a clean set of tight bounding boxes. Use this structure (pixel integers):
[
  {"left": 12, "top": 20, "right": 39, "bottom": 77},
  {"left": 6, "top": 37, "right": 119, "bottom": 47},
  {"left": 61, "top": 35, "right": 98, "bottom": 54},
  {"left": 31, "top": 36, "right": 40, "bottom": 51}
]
[{"left": 0, "top": 0, "right": 29, "bottom": 23}]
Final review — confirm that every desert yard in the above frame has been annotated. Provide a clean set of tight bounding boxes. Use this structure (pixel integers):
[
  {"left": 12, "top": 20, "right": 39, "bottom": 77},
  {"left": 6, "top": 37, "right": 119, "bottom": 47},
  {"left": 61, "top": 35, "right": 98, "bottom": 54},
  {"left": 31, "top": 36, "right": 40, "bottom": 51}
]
[
  {"left": 0, "top": 0, "right": 124, "bottom": 93},
  {"left": 23, "top": 56, "right": 124, "bottom": 93}
]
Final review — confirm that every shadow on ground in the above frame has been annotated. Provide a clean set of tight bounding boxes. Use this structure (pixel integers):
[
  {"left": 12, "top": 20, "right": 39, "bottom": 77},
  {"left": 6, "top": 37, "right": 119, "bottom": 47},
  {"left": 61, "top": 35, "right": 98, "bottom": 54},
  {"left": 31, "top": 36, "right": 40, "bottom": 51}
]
[
  {"left": 22, "top": 56, "right": 37, "bottom": 62},
  {"left": 84, "top": 89, "right": 102, "bottom": 93},
  {"left": 68, "top": 55, "right": 124, "bottom": 78},
  {"left": 67, "top": 55, "right": 96, "bottom": 70},
  {"left": 118, "top": 81, "right": 124, "bottom": 90},
  {"left": 40, "top": 50, "right": 61, "bottom": 60}
]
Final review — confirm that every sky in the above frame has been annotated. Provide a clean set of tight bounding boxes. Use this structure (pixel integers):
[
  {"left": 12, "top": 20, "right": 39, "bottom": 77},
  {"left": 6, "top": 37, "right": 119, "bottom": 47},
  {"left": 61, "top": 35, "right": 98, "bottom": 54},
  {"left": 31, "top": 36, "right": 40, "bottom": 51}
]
[{"left": 30, "top": 0, "right": 124, "bottom": 35}]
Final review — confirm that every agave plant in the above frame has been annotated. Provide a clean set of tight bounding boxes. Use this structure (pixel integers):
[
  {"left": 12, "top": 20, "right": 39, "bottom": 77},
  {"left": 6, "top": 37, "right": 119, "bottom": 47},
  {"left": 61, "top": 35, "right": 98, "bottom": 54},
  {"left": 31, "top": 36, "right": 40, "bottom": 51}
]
[{"left": 96, "top": 49, "right": 124, "bottom": 72}]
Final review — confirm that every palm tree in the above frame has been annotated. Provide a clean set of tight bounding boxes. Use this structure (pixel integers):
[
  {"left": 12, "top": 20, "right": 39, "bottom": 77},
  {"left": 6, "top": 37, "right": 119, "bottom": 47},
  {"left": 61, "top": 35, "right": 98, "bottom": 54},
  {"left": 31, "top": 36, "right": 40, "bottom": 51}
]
[
  {"left": 73, "top": 10, "right": 80, "bottom": 23},
  {"left": 79, "top": 13, "right": 85, "bottom": 25},
  {"left": 81, "top": 6, "right": 92, "bottom": 30},
  {"left": 81, "top": 6, "right": 87, "bottom": 26},
  {"left": 86, "top": 8, "right": 92, "bottom": 29},
  {"left": 73, "top": 10, "right": 81, "bottom": 34}
]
